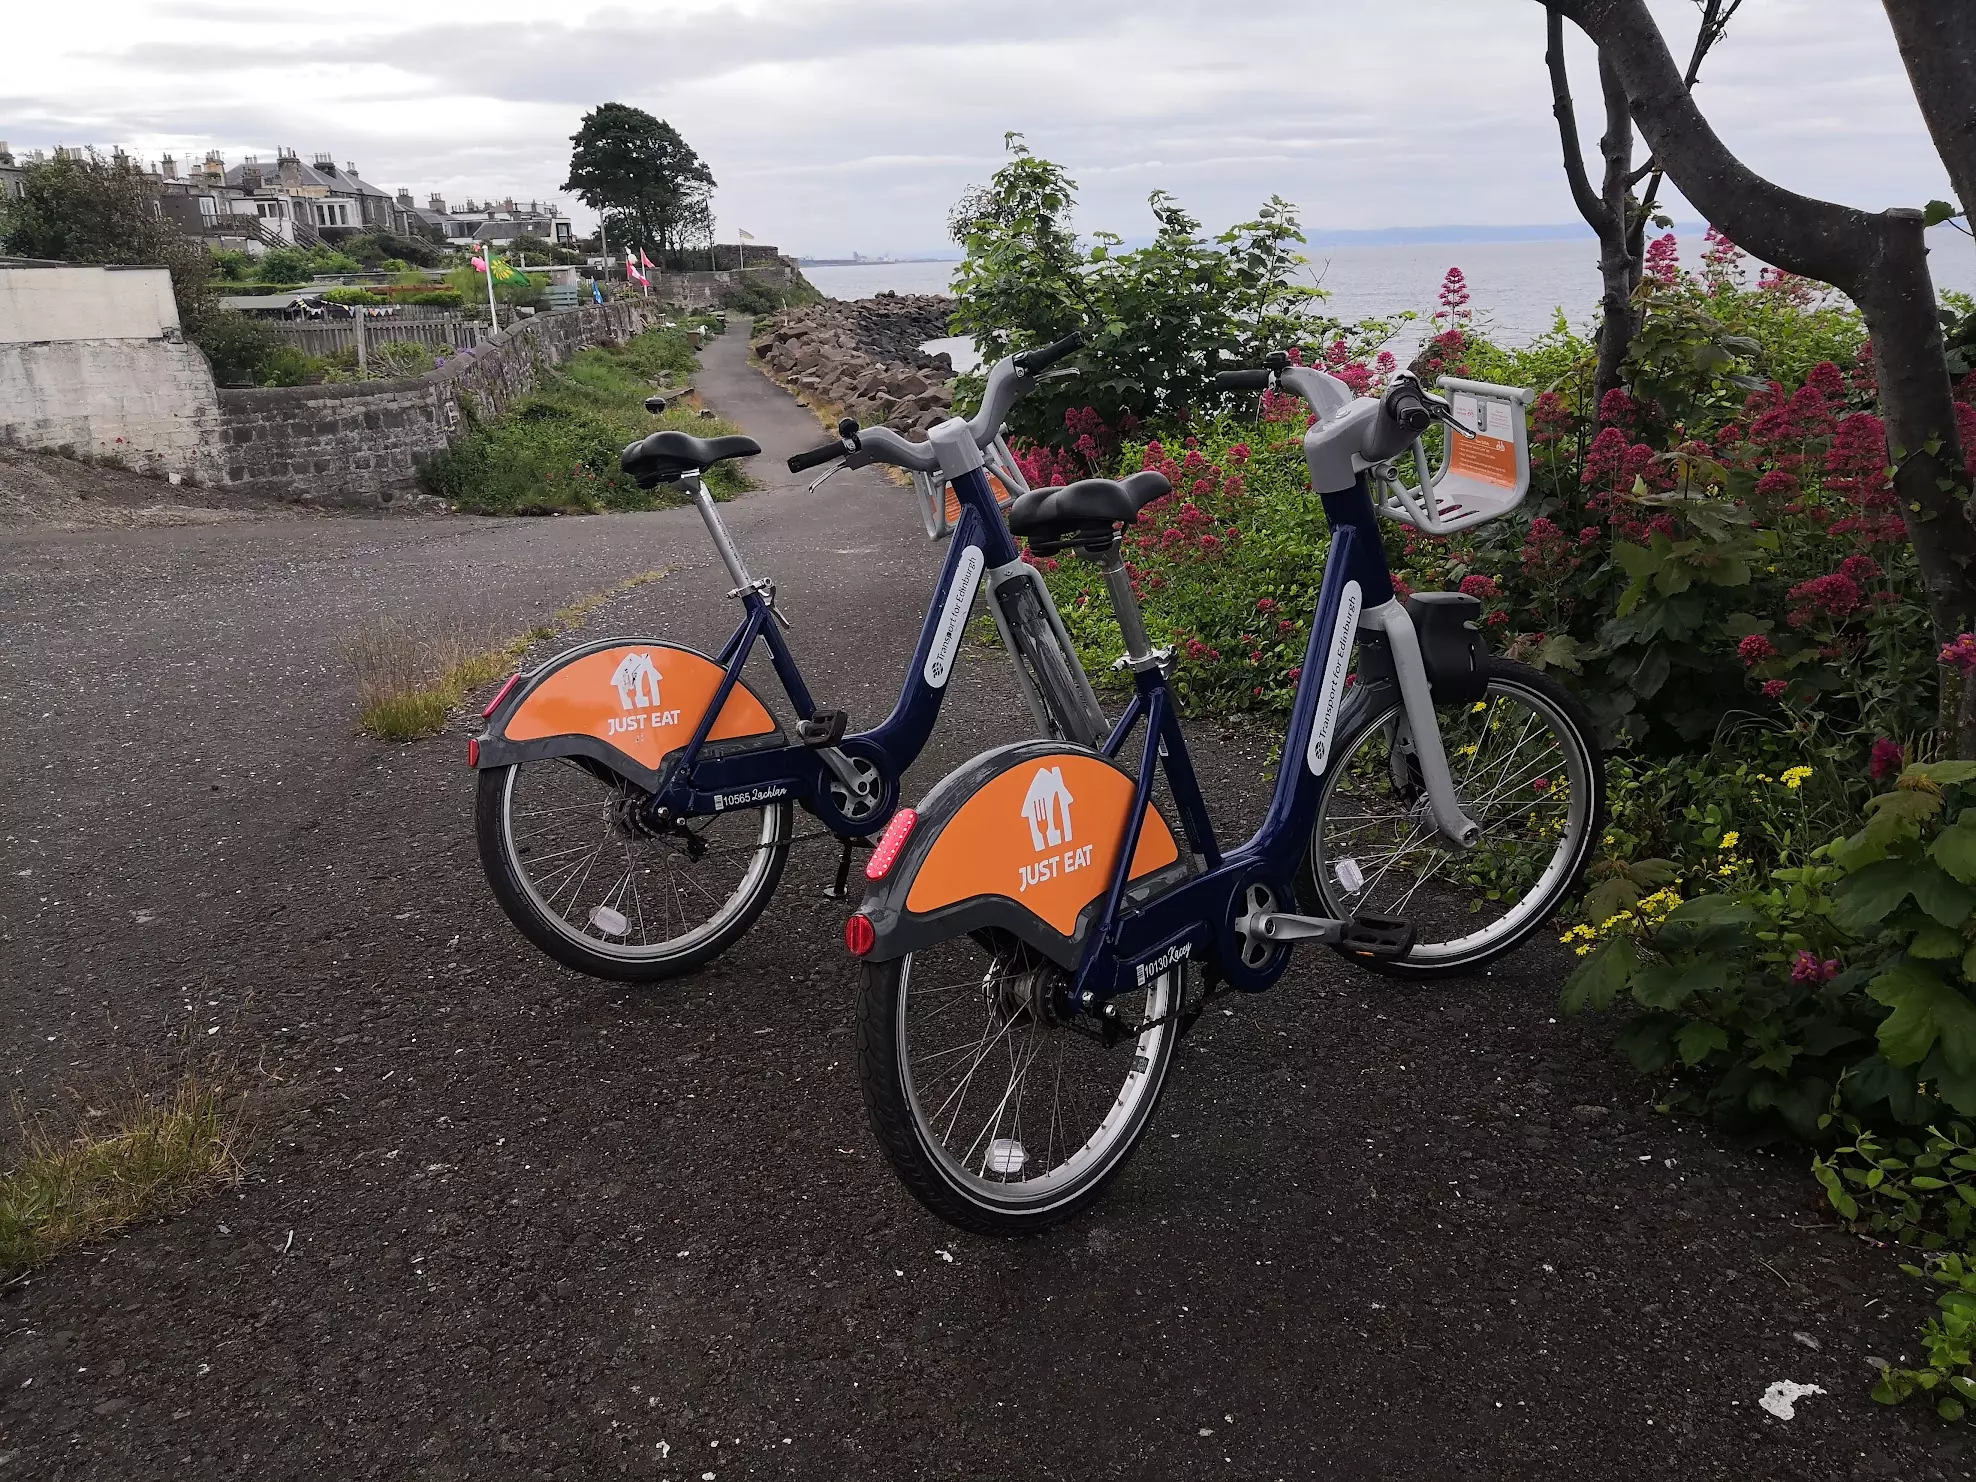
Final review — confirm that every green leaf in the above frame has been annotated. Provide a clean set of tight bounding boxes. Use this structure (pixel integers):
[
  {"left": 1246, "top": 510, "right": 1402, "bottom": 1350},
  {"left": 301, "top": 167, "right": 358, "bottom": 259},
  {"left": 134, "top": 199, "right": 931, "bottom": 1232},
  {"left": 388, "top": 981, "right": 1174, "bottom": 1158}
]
[
  {"left": 1615, "top": 1013, "right": 1679, "bottom": 1073},
  {"left": 1939, "top": 1397, "right": 1966, "bottom": 1423},
  {"left": 1632, "top": 645, "right": 1671, "bottom": 699},
  {"left": 1579, "top": 877, "right": 1638, "bottom": 925},
  {"left": 1912, "top": 924, "right": 1967, "bottom": 959},
  {"left": 1676, "top": 1020, "right": 1730, "bottom": 1066},
  {"left": 1871, "top": 963, "right": 1976, "bottom": 1070},
  {"left": 1561, "top": 936, "right": 1637, "bottom": 1014},
  {"left": 1931, "top": 823, "right": 1976, "bottom": 885},
  {"left": 1911, "top": 761, "right": 1976, "bottom": 786},
  {"left": 1832, "top": 859, "right": 1926, "bottom": 934},
  {"left": 1867, "top": 788, "right": 1947, "bottom": 827},
  {"left": 1914, "top": 866, "right": 1976, "bottom": 928},
  {"left": 1924, "top": 199, "right": 1965, "bottom": 228}
]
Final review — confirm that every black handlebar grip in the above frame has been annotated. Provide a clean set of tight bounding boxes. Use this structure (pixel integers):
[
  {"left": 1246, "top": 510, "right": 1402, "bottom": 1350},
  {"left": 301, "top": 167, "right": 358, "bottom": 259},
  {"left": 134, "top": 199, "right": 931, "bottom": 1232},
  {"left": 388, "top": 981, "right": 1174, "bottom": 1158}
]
[
  {"left": 787, "top": 441, "right": 845, "bottom": 473},
  {"left": 1213, "top": 369, "right": 1271, "bottom": 391},
  {"left": 1385, "top": 385, "right": 1434, "bottom": 435},
  {"left": 1012, "top": 331, "right": 1084, "bottom": 373}
]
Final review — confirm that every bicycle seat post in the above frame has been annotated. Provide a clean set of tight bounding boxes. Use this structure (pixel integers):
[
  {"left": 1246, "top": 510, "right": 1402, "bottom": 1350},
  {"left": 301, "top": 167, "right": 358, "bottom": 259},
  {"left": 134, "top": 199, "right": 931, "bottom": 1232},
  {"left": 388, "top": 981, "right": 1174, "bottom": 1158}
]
[
  {"left": 684, "top": 467, "right": 758, "bottom": 596},
  {"left": 1091, "top": 538, "right": 1159, "bottom": 672}
]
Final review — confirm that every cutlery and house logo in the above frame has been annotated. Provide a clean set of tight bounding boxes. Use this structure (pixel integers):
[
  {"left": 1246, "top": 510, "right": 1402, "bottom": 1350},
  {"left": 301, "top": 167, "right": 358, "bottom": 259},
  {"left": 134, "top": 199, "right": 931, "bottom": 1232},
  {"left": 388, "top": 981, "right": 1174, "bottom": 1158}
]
[
  {"left": 503, "top": 644, "right": 777, "bottom": 771},
  {"left": 906, "top": 753, "right": 1179, "bottom": 935}
]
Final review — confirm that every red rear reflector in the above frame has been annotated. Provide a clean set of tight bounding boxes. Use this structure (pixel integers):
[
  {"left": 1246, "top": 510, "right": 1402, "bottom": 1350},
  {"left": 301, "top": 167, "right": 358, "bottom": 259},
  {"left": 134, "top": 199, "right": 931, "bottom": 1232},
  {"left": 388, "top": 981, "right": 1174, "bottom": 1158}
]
[
  {"left": 866, "top": 808, "right": 918, "bottom": 881},
  {"left": 845, "top": 912, "right": 876, "bottom": 957},
  {"left": 482, "top": 672, "right": 522, "bottom": 719},
  {"left": 466, "top": 737, "right": 480, "bottom": 768}
]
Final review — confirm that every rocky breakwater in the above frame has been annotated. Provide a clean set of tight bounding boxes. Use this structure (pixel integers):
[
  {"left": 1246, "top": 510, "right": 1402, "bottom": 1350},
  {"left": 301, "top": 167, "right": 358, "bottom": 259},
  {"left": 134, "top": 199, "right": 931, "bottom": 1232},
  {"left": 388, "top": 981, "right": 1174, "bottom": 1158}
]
[{"left": 750, "top": 293, "right": 957, "bottom": 434}]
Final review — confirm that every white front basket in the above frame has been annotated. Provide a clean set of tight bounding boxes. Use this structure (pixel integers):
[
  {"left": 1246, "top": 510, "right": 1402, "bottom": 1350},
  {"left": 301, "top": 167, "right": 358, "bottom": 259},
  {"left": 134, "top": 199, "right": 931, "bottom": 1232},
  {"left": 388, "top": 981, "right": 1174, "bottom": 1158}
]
[
  {"left": 1371, "top": 377, "right": 1535, "bottom": 536},
  {"left": 911, "top": 434, "right": 1031, "bottom": 541}
]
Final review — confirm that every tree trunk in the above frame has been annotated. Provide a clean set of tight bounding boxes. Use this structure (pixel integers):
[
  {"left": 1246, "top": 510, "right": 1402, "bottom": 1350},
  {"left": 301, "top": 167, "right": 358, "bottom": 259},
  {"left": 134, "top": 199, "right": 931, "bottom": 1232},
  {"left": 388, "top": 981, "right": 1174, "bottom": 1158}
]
[
  {"left": 1545, "top": 9, "right": 1636, "bottom": 406},
  {"left": 1591, "top": 53, "right": 1639, "bottom": 405},
  {"left": 1548, "top": 0, "right": 1976, "bottom": 752},
  {"left": 1882, "top": 0, "right": 1976, "bottom": 229}
]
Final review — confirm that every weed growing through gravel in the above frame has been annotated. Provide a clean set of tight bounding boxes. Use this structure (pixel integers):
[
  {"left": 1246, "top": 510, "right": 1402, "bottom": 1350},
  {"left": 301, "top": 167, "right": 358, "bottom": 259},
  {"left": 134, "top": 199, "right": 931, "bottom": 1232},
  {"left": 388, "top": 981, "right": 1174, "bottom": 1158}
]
[
  {"left": 350, "top": 570, "right": 669, "bottom": 740},
  {"left": 0, "top": 1077, "right": 241, "bottom": 1279}
]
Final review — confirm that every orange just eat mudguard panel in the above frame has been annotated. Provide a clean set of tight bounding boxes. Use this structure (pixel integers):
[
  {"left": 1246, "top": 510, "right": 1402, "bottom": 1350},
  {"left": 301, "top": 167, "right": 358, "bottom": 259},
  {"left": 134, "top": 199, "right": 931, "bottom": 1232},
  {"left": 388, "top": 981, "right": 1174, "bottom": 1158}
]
[
  {"left": 906, "top": 753, "right": 1180, "bottom": 936},
  {"left": 502, "top": 644, "right": 777, "bottom": 772}
]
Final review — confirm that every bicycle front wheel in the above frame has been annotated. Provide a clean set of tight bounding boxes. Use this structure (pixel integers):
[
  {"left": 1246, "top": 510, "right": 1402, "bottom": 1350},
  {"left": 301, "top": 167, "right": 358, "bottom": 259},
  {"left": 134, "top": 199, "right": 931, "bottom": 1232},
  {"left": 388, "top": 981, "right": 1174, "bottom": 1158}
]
[
  {"left": 476, "top": 758, "right": 790, "bottom": 982},
  {"left": 856, "top": 933, "right": 1180, "bottom": 1235},
  {"left": 1302, "top": 658, "right": 1603, "bottom": 978}
]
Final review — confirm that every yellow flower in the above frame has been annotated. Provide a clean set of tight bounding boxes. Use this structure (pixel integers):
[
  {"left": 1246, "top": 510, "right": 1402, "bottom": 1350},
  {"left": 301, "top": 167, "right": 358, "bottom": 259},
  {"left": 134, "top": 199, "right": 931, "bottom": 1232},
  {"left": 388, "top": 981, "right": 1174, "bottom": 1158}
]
[
  {"left": 1719, "top": 831, "right": 1740, "bottom": 851},
  {"left": 1471, "top": 702, "right": 1488, "bottom": 713},
  {"left": 1781, "top": 766, "right": 1812, "bottom": 790}
]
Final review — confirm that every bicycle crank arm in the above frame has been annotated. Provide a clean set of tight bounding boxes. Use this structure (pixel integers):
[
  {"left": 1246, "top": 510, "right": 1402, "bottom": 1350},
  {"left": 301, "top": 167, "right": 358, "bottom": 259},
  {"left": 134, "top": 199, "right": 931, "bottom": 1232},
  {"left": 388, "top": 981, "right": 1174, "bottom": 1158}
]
[
  {"left": 1237, "top": 910, "right": 1416, "bottom": 958},
  {"left": 1237, "top": 909, "right": 1346, "bottom": 945}
]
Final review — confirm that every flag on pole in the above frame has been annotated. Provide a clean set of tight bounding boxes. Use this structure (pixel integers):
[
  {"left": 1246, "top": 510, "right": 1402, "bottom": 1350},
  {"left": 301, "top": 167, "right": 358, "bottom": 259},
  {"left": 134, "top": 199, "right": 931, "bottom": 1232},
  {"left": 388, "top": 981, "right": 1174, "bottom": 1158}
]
[
  {"left": 591, "top": 279, "right": 605, "bottom": 304},
  {"left": 625, "top": 252, "right": 648, "bottom": 287},
  {"left": 639, "top": 250, "right": 655, "bottom": 269},
  {"left": 737, "top": 229, "right": 755, "bottom": 242}
]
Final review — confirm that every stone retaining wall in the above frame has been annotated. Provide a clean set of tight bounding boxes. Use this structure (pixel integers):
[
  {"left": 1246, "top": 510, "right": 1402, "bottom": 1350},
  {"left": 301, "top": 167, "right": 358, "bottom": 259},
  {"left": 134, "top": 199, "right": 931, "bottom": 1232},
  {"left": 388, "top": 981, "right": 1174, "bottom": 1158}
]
[{"left": 214, "top": 299, "right": 668, "bottom": 507}]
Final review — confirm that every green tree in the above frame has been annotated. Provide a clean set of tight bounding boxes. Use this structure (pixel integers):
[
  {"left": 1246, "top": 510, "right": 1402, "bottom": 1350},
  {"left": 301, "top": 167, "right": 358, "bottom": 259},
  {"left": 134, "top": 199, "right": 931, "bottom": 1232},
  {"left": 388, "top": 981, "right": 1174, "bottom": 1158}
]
[
  {"left": 947, "top": 137, "right": 1369, "bottom": 444},
  {"left": 0, "top": 148, "right": 213, "bottom": 330},
  {"left": 563, "top": 104, "right": 716, "bottom": 255}
]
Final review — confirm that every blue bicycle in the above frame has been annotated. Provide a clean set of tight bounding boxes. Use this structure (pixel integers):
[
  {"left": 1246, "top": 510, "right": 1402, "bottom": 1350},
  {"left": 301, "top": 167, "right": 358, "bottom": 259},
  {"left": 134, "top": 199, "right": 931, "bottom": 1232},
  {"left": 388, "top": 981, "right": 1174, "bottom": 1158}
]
[
  {"left": 846, "top": 356, "right": 1606, "bottom": 1233},
  {"left": 471, "top": 335, "right": 1105, "bottom": 981}
]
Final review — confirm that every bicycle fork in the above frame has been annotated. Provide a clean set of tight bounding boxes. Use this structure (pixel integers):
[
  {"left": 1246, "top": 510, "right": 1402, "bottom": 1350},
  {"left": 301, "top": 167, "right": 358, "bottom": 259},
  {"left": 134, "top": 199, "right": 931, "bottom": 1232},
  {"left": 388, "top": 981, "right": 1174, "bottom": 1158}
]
[{"left": 1358, "top": 598, "right": 1479, "bottom": 847}]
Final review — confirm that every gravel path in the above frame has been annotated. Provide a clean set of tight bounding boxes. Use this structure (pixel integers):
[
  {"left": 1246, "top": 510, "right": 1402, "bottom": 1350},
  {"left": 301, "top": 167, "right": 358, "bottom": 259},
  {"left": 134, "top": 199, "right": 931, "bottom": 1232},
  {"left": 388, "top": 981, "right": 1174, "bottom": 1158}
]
[{"left": 0, "top": 324, "right": 1963, "bottom": 1480}]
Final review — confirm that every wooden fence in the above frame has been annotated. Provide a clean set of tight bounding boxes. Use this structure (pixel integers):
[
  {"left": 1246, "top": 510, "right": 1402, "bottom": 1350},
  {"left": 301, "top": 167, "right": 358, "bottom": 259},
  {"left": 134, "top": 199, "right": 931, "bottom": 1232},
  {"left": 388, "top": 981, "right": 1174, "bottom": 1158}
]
[{"left": 260, "top": 314, "right": 484, "bottom": 360}]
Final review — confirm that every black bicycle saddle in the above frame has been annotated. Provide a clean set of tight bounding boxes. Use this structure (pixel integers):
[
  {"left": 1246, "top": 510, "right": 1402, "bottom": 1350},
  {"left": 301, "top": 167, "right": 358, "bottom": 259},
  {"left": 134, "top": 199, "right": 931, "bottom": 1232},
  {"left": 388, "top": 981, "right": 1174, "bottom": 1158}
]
[{"left": 620, "top": 431, "right": 761, "bottom": 488}]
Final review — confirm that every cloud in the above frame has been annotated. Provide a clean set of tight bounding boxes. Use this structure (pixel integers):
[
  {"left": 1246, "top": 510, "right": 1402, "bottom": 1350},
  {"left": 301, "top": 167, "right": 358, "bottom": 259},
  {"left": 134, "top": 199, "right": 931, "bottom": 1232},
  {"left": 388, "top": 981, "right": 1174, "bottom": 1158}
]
[{"left": 5, "top": 0, "right": 1960, "bottom": 258}]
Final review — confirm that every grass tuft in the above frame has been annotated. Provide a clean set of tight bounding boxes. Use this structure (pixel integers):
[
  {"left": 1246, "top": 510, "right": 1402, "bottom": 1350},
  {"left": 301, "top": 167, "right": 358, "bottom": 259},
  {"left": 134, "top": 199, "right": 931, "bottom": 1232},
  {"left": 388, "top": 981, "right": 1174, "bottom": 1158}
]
[
  {"left": 350, "top": 569, "right": 670, "bottom": 741},
  {"left": 0, "top": 1078, "right": 242, "bottom": 1280}
]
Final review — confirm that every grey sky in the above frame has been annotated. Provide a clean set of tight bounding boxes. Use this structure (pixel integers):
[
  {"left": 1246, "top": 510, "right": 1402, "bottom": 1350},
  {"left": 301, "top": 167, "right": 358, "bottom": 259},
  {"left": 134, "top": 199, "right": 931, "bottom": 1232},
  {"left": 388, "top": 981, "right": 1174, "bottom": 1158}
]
[{"left": 3, "top": 0, "right": 1959, "bottom": 257}]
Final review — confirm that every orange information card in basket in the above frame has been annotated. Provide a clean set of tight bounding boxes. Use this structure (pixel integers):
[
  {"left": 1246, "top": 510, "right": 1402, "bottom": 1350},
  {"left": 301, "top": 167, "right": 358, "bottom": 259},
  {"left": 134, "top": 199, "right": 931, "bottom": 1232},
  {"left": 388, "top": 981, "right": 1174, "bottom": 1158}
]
[{"left": 1446, "top": 392, "right": 1520, "bottom": 489}]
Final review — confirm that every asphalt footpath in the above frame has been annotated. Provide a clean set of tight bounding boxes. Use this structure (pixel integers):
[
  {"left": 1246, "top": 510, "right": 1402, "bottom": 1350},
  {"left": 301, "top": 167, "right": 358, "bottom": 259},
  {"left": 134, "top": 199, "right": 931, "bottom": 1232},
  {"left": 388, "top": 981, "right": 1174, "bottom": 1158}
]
[{"left": 0, "top": 322, "right": 1962, "bottom": 1480}]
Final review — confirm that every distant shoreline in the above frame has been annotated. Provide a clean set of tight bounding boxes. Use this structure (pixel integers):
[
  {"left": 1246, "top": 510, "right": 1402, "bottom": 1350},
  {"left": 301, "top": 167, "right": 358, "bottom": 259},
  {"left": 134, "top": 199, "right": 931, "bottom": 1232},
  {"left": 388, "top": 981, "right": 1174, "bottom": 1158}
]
[{"left": 796, "top": 257, "right": 962, "bottom": 268}]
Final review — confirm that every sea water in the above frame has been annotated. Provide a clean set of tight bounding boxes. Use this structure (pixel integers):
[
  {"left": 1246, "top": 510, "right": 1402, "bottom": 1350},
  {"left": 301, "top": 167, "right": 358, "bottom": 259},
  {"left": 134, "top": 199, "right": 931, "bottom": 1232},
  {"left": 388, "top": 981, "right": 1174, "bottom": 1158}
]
[{"left": 804, "top": 230, "right": 1976, "bottom": 371}]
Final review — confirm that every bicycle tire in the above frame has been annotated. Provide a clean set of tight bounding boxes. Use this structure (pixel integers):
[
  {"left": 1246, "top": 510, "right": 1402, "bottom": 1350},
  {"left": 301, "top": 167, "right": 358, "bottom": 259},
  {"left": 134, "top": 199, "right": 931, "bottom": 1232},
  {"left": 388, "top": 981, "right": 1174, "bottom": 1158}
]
[
  {"left": 477, "top": 759, "right": 791, "bottom": 983},
  {"left": 1300, "top": 658, "right": 1604, "bottom": 979},
  {"left": 856, "top": 938, "right": 1180, "bottom": 1235}
]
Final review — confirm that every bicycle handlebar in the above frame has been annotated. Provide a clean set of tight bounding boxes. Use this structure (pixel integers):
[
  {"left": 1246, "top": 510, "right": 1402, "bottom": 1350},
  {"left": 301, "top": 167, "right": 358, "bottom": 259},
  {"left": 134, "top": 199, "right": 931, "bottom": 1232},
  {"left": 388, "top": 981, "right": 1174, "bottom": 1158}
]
[
  {"left": 1382, "top": 380, "right": 1435, "bottom": 435},
  {"left": 1212, "top": 368, "right": 1272, "bottom": 392},
  {"left": 788, "top": 439, "right": 848, "bottom": 473},
  {"left": 1012, "top": 331, "right": 1084, "bottom": 374}
]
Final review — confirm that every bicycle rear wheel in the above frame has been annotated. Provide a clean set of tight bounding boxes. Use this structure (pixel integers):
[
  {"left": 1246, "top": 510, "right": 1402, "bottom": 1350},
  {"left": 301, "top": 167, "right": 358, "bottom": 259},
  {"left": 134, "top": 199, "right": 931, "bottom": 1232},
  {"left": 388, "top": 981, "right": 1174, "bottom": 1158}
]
[
  {"left": 1302, "top": 658, "right": 1603, "bottom": 978},
  {"left": 856, "top": 933, "right": 1180, "bottom": 1235},
  {"left": 477, "top": 758, "right": 790, "bottom": 982}
]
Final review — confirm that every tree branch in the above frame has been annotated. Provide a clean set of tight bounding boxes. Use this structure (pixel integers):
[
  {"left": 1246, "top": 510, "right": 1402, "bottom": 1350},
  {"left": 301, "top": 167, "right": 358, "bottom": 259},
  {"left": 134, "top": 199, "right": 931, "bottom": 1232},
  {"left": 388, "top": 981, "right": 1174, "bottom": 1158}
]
[
  {"left": 1545, "top": 7, "right": 1615, "bottom": 236},
  {"left": 1548, "top": 0, "right": 1873, "bottom": 293}
]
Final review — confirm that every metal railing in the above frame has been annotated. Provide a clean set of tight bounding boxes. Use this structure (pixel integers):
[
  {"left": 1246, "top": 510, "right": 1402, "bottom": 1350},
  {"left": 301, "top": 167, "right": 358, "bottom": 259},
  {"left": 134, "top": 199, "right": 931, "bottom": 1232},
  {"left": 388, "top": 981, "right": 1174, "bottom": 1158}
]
[{"left": 257, "top": 313, "right": 484, "bottom": 360}]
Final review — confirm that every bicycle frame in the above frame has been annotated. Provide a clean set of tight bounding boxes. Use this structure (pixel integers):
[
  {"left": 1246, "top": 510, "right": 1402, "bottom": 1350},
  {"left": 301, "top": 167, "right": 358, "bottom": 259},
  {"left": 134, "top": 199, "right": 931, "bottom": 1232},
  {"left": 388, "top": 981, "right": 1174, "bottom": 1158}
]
[
  {"left": 644, "top": 463, "right": 1038, "bottom": 835},
  {"left": 853, "top": 466, "right": 1486, "bottom": 1001}
]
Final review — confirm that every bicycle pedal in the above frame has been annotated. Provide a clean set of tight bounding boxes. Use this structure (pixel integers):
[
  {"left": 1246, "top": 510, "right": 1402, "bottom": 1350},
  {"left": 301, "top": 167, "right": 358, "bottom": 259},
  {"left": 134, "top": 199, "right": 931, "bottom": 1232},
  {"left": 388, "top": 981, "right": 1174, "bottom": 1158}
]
[
  {"left": 795, "top": 709, "right": 849, "bottom": 748},
  {"left": 1340, "top": 914, "right": 1415, "bottom": 959}
]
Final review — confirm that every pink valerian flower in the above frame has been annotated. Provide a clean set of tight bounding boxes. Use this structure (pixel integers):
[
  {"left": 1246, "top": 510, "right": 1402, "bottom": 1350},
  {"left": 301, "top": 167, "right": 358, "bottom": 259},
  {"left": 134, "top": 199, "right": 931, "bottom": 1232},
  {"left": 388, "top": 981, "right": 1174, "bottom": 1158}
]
[
  {"left": 1955, "top": 397, "right": 1976, "bottom": 482},
  {"left": 1870, "top": 737, "right": 1904, "bottom": 781},
  {"left": 1597, "top": 387, "right": 1640, "bottom": 430},
  {"left": 1227, "top": 443, "right": 1252, "bottom": 465},
  {"left": 1785, "top": 573, "right": 1863, "bottom": 627},
  {"left": 1459, "top": 574, "right": 1500, "bottom": 600},
  {"left": 1643, "top": 233, "right": 1680, "bottom": 288},
  {"left": 1804, "top": 361, "right": 1847, "bottom": 404},
  {"left": 1762, "top": 679, "right": 1789, "bottom": 700},
  {"left": 1531, "top": 390, "right": 1575, "bottom": 447},
  {"left": 1790, "top": 950, "right": 1841, "bottom": 984},
  {"left": 1434, "top": 266, "right": 1472, "bottom": 326},
  {"left": 1701, "top": 225, "right": 1745, "bottom": 287},
  {"left": 1837, "top": 554, "right": 1881, "bottom": 586},
  {"left": 1737, "top": 633, "right": 1779, "bottom": 668},
  {"left": 1941, "top": 633, "right": 1976, "bottom": 675}
]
